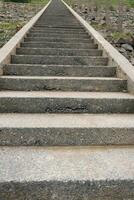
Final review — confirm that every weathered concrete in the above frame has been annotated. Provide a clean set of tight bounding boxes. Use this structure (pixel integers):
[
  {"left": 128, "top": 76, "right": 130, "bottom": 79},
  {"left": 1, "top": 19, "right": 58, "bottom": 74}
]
[
  {"left": 11, "top": 55, "right": 108, "bottom": 65},
  {"left": 62, "top": 0, "right": 134, "bottom": 93},
  {"left": 0, "top": 91, "right": 133, "bottom": 113},
  {"left": 0, "top": 113, "right": 134, "bottom": 145},
  {"left": 27, "top": 32, "right": 89, "bottom": 38},
  {"left": 0, "top": 146, "right": 134, "bottom": 199},
  {"left": 4, "top": 64, "right": 116, "bottom": 77},
  {"left": 24, "top": 37, "right": 92, "bottom": 43},
  {"left": 0, "top": 76, "right": 127, "bottom": 92},
  {"left": 21, "top": 41, "right": 98, "bottom": 49},
  {"left": 16, "top": 48, "right": 102, "bottom": 56},
  {"left": 30, "top": 28, "right": 86, "bottom": 33}
]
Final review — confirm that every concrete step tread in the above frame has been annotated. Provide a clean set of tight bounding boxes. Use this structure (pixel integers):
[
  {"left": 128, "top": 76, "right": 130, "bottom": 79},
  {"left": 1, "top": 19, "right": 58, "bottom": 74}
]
[
  {"left": 21, "top": 42, "right": 98, "bottom": 49},
  {"left": 0, "top": 146, "right": 134, "bottom": 182},
  {"left": 5, "top": 64, "right": 114, "bottom": 68},
  {"left": 13, "top": 55, "right": 105, "bottom": 58},
  {"left": 16, "top": 48, "right": 102, "bottom": 56},
  {"left": 0, "top": 113, "right": 134, "bottom": 128},
  {"left": 0, "top": 76, "right": 126, "bottom": 92},
  {"left": 30, "top": 29, "right": 86, "bottom": 32},
  {"left": 25, "top": 36, "right": 91, "bottom": 41},
  {"left": 17, "top": 47, "right": 99, "bottom": 52},
  {"left": 34, "top": 26, "right": 83, "bottom": 29},
  {"left": 0, "top": 91, "right": 133, "bottom": 99},
  {"left": 4, "top": 64, "right": 116, "bottom": 77},
  {"left": 30, "top": 30, "right": 87, "bottom": 34},
  {"left": 1, "top": 76, "right": 124, "bottom": 81},
  {"left": 12, "top": 55, "right": 108, "bottom": 65},
  {"left": 24, "top": 38, "right": 92, "bottom": 43},
  {"left": 22, "top": 41, "right": 95, "bottom": 45},
  {"left": 28, "top": 33, "right": 89, "bottom": 37}
]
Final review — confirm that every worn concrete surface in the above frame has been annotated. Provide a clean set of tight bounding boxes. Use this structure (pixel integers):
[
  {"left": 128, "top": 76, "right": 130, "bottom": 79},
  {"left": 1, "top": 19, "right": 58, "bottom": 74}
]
[
  {"left": 0, "top": 146, "right": 134, "bottom": 181},
  {"left": 0, "top": 146, "right": 134, "bottom": 199},
  {"left": 0, "top": 76, "right": 127, "bottom": 92},
  {"left": 4, "top": 64, "right": 116, "bottom": 77},
  {"left": 0, "top": 91, "right": 134, "bottom": 113},
  {"left": 0, "top": 114, "right": 134, "bottom": 145}
]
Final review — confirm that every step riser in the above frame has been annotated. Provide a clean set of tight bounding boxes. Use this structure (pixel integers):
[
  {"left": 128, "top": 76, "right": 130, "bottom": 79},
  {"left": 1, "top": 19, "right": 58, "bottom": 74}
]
[
  {"left": 27, "top": 33, "right": 89, "bottom": 38},
  {"left": 36, "top": 23, "right": 81, "bottom": 26},
  {"left": 12, "top": 56, "right": 108, "bottom": 65},
  {"left": 4, "top": 65, "right": 116, "bottom": 77},
  {"left": 0, "top": 128, "right": 134, "bottom": 146},
  {"left": 0, "top": 79, "right": 127, "bottom": 92},
  {"left": 24, "top": 37, "right": 92, "bottom": 43},
  {"left": 0, "top": 180, "right": 133, "bottom": 200},
  {"left": 30, "top": 29, "right": 86, "bottom": 33},
  {"left": 34, "top": 25, "right": 84, "bottom": 29},
  {"left": 0, "top": 98, "right": 133, "bottom": 113},
  {"left": 35, "top": 20, "right": 80, "bottom": 23},
  {"left": 21, "top": 42, "right": 97, "bottom": 49},
  {"left": 35, "top": 20, "right": 81, "bottom": 23},
  {"left": 16, "top": 48, "right": 102, "bottom": 56}
]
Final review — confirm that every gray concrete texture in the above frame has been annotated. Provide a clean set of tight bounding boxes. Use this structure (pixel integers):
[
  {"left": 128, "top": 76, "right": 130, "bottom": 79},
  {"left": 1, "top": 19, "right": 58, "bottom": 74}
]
[
  {"left": 0, "top": 146, "right": 134, "bottom": 199},
  {"left": 0, "top": 0, "right": 134, "bottom": 198}
]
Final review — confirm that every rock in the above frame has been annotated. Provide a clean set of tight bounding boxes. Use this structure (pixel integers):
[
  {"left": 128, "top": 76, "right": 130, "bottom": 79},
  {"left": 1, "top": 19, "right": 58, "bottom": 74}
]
[
  {"left": 122, "top": 44, "right": 133, "bottom": 52},
  {"left": 119, "top": 48, "right": 126, "bottom": 53},
  {"left": 100, "top": 20, "right": 106, "bottom": 26},
  {"left": 83, "top": 10, "right": 88, "bottom": 14},
  {"left": 129, "top": 37, "right": 134, "bottom": 48},
  {"left": 91, "top": 16, "right": 96, "bottom": 21},
  {"left": 0, "top": 29, "right": 4, "bottom": 33},
  {"left": 0, "top": 14, "right": 5, "bottom": 18}
]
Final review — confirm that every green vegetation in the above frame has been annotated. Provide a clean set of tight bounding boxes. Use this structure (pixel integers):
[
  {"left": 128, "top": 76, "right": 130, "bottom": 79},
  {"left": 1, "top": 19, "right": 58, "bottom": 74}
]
[
  {"left": 111, "top": 32, "right": 133, "bottom": 40},
  {"left": 3, "top": 0, "right": 31, "bottom": 2},
  {"left": 30, "top": 0, "right": 49, "bottom": 3},
  {"left": 0, "top": 21, "right": 25, "bottom": 44},
  {"left": 0, "top": 21, "right": 24, "bottom": 30},
  {"left": 1, "top": 0, "right": 49, "bottom": 3},
  {"left": 65, "top": 0, "right": 134, "bottom": 7},
  {"left": 0, "top": 0, "right": 49, "bottom": 47}
]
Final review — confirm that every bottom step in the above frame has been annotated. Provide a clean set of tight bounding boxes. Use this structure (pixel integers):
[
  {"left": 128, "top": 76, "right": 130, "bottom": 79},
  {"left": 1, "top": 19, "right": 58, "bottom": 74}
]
[{"left": 0, "top": 146, "right": 134, "bottom": 200}]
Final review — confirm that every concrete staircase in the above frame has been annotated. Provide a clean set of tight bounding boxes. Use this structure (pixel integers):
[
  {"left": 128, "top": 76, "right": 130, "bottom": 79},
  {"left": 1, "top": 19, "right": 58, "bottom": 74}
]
[{"left": 0, "top": 0, "right": 134, "bottom": 199}]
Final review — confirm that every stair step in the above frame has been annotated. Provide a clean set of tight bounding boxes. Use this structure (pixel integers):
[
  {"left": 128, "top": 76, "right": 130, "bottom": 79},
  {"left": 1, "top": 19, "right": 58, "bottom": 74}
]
[
  {"left": 35, "top": 21, "right": 80, "bottom": 23},
  {"left": 0, "top": 146, "right": 134, "bottom": 199},
  {"left": 0, "top": 76, "right": 127, "bottom": 92},
  {"left": 27, "top": 32, "right": 89, "bottom": 38},
  {"left": 33, "top": 25, "right": 84, "bottom": 29},
  {"left": 0, "top": 113, "right": 134, "bottom": 145},
  {"left": 0, "top": 91, "right": 133, "bottom": 113},
  {"left": 16, "top": 48, "right": 102, "bottom": 56},
  {"left": 35, "top": 24, "right": 81, "bottom": 27},
  {"left": 4, "top": 64, "right": 116, "bottom": 77},
  {"left": 21, "top": 41, "right": 97, "bottom": 49},
  {"left": 24, "top": 37, "right": 92, "bottom": 43},
  {"left": 11, "top": 55, "right": 108, "bottom": 65},
  {"left": 30, "top": 28, "right": 86, "bottom": 34}
]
